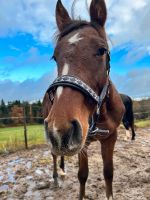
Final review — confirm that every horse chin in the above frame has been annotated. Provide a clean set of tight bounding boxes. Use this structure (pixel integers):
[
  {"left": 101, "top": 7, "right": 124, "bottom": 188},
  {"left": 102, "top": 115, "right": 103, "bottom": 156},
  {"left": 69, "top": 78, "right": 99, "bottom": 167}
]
[{"left": 51, "top": 145, "right": 82, "bottom": 157}]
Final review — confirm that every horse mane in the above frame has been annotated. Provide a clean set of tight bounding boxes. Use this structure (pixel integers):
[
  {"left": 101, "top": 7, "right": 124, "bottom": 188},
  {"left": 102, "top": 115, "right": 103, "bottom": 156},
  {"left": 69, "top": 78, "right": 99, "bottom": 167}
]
[{"left": 59, "top": 21, "right": 103, "bottom": 40}]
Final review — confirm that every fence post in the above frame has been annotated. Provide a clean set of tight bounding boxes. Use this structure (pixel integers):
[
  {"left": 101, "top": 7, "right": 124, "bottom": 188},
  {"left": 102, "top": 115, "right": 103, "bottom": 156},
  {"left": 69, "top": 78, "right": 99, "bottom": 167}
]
[
  {"left": 23, "top": 107, "right": 28, "bottom": 149},
  {"left": 29, "top": 104, "right": 33, "bottom": 124}
]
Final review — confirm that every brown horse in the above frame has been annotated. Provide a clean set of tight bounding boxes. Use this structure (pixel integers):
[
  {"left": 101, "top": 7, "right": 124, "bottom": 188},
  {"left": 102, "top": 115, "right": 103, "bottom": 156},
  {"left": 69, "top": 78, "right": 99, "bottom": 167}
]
[{"left": 43, "top": 0, "right": 125, "bottom": 199}]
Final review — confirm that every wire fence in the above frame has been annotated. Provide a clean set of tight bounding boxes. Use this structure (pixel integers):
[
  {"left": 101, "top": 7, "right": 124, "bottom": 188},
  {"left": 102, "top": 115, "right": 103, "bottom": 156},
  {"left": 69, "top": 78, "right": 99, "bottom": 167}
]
[
  {"left": 134, "top": 111, "right": 150, "bottom": 120},
  {"left": 0, "top": 116, "right": 44, "bottom": 152},
  {"left": 0, "top": 109, "right": 150, "bottom": 154}
]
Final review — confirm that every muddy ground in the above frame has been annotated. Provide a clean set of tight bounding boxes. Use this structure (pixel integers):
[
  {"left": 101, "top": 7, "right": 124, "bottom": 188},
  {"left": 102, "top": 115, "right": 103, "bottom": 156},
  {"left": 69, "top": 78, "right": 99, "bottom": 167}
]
[{"left": 0, "top": 127, "right": 150, "bottom": 200}]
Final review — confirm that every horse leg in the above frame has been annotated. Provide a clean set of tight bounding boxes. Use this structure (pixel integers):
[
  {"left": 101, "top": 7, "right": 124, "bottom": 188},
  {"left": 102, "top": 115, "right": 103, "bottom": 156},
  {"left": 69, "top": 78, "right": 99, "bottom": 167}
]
[
  {"left": 100, "top": 132, "right": 117, "bottom": 200},
  {"left": 60, "top": 156, "right": 65, "bottom": 171},
  {"left": 78, "top": 148, "right": 89, "bottom": 200},
  {"left": 131, "top": 123, "right": 136, "bottom": 140},
  {"left": 123, "top": 120, "right": 130, "bottom": 140},
  {"left": 59, "top": 156, "right": 66, "bottom": 177},
  {"left": 52, "top": 153, "right": 59, "bottom": 187}
]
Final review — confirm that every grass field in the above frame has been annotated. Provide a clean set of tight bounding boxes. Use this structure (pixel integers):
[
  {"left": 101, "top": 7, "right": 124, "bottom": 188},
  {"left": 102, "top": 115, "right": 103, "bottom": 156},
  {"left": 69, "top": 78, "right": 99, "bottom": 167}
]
[
  {"left": 135, "top": 119, "right": 150, "bottom": 128},
  {"left": 0, "top": 124, "right": 46, "bottom": 153},
  {"left": 0, "top": 120, "right": 150, "bottom": 154}
]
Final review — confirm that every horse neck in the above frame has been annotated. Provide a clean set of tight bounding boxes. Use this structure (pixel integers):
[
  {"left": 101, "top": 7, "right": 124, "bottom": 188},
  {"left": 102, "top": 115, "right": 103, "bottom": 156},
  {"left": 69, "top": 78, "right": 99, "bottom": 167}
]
[{"left": 97, "top": 83, "right": 125, "bottom": 129}]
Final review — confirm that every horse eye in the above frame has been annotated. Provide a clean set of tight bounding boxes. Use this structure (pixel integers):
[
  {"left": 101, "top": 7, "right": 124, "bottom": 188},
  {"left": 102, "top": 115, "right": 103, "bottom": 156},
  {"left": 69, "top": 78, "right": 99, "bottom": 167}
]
[
  {"left": 51, "top": 55, "right": 57, "bottom": 62},
  {"left": 95, "top": 48, "right": 107, "bottom": 57}
]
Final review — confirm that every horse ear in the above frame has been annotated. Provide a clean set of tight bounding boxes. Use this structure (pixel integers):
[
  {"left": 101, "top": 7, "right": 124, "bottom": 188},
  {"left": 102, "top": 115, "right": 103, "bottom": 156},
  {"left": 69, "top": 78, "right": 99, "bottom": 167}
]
[
  {"left": 90, "top": 0, "right": 107, "bottom": 27},
  {"left": 56, "top": 0, "right": 71, "bottom": 32}
]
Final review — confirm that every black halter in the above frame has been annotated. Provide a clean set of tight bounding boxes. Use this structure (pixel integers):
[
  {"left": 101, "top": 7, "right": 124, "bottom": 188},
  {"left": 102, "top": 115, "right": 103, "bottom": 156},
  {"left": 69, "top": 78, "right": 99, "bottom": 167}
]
[
  {"left": 46, "top": 51, "right": 111, "bottom": 138},
  {"left": 46, "top": 20, "right": 111, "bottom": 138}
]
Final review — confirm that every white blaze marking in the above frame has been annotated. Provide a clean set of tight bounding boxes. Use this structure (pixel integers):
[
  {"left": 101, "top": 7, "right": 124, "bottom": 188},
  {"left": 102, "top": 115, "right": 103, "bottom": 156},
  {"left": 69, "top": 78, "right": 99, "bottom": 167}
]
[
  {"left": 62, "top": 63, "right": 69, "bottom": 75},
  {"left": 68, "top": 33, "right": 83, "bottom": 44},
  {"left": 56, "top": 86, "right": 63, "bottom": 99},
  {"left": 56, "top": 63, "right": 69, "bottom": 99}
]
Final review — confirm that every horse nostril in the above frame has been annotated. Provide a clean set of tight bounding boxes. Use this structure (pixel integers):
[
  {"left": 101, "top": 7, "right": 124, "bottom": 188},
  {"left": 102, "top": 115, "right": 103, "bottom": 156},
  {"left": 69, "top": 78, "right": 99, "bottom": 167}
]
[
  {"left": 62, "top": 120, "right": 82, "bottom": 149},
  {"left": 70, "top": 120, "right": 82, "bottom": 145}
]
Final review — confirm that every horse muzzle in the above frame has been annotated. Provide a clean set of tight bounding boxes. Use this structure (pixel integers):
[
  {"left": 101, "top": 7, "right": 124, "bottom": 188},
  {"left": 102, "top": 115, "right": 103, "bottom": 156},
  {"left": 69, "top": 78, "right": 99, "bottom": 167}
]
[{"left": 44, "top": 120, "right": 83, "bottom": 156}]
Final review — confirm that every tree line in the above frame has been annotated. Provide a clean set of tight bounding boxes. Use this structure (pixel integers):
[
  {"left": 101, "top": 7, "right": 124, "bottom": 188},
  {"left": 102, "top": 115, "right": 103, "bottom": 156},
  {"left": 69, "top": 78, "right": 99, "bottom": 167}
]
[
  {"left": 0, "top": 99, "right": 43, "bottom": 127},
  {"left": 133, "top": 98, "right": 150, "bottom": 120},
  {"left": 0, "top": 98, "right": 150, "bottom": 127}
]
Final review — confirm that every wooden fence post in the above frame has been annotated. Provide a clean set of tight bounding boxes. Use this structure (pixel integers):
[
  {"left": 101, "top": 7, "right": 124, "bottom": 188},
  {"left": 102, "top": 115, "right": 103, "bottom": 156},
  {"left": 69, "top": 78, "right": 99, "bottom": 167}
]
[{"left": 23, "top": 106, "right": 28, "bottom": 149}]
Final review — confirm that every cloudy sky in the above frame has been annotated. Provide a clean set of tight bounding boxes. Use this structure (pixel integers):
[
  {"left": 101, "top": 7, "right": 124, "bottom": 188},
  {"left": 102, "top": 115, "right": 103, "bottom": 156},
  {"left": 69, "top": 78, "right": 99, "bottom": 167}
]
[{"left": 0, "top": 0, "right": 150, "bottom": 102}]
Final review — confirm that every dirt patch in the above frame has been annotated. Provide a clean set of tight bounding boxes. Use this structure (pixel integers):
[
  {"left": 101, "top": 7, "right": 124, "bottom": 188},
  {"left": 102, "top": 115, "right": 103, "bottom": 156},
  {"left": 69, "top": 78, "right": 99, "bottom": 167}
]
[{"left": 0, "top": 128, "right": 150, "bottom": 200}]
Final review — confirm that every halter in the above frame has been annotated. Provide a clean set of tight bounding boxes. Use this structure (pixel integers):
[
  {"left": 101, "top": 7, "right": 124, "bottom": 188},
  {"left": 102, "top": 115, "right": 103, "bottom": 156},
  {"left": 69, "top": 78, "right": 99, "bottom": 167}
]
[{"left": 46, "top": 50, "right": 111, "bottom": 138}]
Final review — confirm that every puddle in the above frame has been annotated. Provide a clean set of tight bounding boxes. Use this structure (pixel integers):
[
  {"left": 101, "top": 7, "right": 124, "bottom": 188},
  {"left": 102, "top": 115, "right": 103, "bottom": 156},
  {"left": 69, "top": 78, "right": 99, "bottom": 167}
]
[
  {"left": 8, "top": 158, "right": 24, "bottom": 166},
  {"left": 43, "top": 151, "right": 50, "bottom": 157},
  {"left": 0, "top": 176, "right": 3, "bottom": 181},
  {"left": 24, "top": 180, "right": 42, "bottom": 199},
  {"left": 26, "top": 161, "right": 32, "bottom": 169},
  {"left": 35, "top": 169, "right": 44, "bottom": 175},
  {"left": 5, "top": 167, "right": 15, "bottom": 183},
  {"left": 0, "top": 184, "right": 9, "bottom": 192},
  {"left": 0, "top": 128, "right": 149, "bottom": 200},
  {"left": 26, "top": 176, "right": 33, "bottom": 180}
]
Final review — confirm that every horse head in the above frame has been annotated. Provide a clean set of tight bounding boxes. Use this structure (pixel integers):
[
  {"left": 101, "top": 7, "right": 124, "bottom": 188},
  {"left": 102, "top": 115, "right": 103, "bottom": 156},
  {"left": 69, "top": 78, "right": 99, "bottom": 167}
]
[{"left": 44, "top": 0, "right": 110, "bottom": 156}]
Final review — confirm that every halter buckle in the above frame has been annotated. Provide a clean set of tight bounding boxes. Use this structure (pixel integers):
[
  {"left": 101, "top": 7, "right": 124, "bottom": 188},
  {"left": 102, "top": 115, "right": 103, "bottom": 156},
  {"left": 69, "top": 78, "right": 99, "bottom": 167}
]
[
  {"left": 49, "top": 91, "right": 55, "bottom": 103},
  {"left": 88, "top": 127, "right": 110, "bottom": 138}
]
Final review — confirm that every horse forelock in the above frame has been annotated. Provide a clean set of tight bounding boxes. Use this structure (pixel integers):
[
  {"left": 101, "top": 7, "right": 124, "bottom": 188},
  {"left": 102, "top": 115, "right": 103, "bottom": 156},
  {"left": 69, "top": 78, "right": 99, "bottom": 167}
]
[{"left": 55, "top": 20, "right": 107, "bottom": 44}]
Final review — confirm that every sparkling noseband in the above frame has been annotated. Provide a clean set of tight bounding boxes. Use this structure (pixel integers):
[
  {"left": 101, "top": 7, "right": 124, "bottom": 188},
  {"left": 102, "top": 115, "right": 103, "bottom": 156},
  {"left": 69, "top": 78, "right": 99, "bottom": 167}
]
[
  {"left": 47, "top": 75, "right": 98, "bottom": 103},
  {"left": 46, "top": 75, "right": 110, "bottom": 137}
]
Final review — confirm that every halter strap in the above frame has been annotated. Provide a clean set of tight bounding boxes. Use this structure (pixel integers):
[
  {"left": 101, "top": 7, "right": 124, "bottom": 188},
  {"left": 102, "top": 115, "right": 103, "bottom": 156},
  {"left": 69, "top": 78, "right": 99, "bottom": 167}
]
[
  {"left": 47, "top": 75, "right": 99, "bottom": 103},
  {"left": 47, "top": 75, "right": 110, "bottom": 111},
  {"left": 46, "top": 75, "right": 110, "bottom": 138}
]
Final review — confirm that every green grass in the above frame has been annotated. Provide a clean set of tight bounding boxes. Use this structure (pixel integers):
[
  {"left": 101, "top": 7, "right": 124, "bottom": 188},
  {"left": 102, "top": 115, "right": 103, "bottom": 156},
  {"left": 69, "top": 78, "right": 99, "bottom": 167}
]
[
  {"left": 135, "top": 119, "right": 150, "bottom": 128},
  {"left": 0, "top": 124, "right": 46, "bottom": 153},
  {"left": 0, "top": 119, "right": 150, "bottom": 154}
]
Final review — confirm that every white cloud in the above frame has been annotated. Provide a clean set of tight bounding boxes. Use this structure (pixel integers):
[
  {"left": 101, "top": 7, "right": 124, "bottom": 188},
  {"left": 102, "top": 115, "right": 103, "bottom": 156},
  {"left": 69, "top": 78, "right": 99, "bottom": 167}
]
[
  {"left": 0, "top": 67, "right": 150, "bottom": 102},
  {"left": 147, "top": 46, "right": 150, "bottom": 55},
  {"left": 107, "top": 0, "right": 149, "bottom": 43},
  {"left": 0, "top": 0, "right": 56, "bottom": 43},
  {"left": 0, "top": 47, "right": 52, "bottom": 81},
  {"left": 0, "top": 0, "right": 149, "bottom": 101},
  {"left": 112, "top": 68, "right": 150, "bottom": 98},
  {"left": 0, "top": 72, "right": 56, "bottom": 102},
  {"left": 0, "top": 0, "right": 149, "bottom": 50},
  {"left": 9, "top": 45, "right": 20, "bottom": 52}
]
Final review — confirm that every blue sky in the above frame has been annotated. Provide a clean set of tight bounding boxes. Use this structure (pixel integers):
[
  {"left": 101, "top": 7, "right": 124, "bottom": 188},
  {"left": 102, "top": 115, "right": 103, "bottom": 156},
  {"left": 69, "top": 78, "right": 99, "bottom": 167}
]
[{"left": 0, "top": 0, "right": 150, "bottom": 101}]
